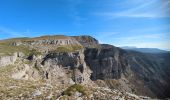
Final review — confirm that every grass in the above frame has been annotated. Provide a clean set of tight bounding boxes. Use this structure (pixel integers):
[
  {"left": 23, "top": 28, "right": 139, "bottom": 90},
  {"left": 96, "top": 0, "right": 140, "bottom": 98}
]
[
  {"left": 0, "top": 78, "right": 44, "bottom": 99},
  {"left": 28, "top": 49, "right": 42, "bottom": 56},
  {"left": 63, "top": 84, "right": 86, "bottom": 96},
  {"left": 0, "top": 64, "right": 45, "bottom": 99},
  {"left": 0, "top": 65, "right": 16, "bottom": 76},
  {"left": 0, "top": 42, "right": 26, "bottom": 56},
  {"left": 0, "top": 41, "right": 42, "bottom": 56}
]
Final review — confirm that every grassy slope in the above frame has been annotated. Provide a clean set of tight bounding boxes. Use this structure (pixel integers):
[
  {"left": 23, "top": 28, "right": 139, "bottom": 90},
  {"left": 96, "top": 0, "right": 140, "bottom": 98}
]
[{"left": 0, "top": 35, "right": 84, "bottom": 56}]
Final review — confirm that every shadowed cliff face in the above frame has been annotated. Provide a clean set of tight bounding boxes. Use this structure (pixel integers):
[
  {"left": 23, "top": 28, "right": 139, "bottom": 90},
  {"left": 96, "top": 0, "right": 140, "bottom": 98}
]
[
  {"left": 84, "top": 44, "right": 170, "bottom": 98},
  {"left": 126, "top": 51, "right": 170, "bottom": 98},
  {"left": 84, "top": 44, "right": 128, "bottom": 80}
]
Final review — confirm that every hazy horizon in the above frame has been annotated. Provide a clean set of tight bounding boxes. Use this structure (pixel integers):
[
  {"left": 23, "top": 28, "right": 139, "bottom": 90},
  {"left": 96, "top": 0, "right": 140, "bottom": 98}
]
[{"left": 0, "top": 0, "right": 170, "bottom": 50}]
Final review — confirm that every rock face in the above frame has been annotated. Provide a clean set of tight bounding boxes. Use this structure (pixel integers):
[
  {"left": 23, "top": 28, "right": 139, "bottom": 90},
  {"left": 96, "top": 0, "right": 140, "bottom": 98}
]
[
  {"left": 10, "top": 50, "right": 92, "bottom": 85},
  {"left": 85, "top": 44, "right": 127, "bottom": 80},
  {"left": 41, "top": 50, "right": 92, "bottom": 84}
]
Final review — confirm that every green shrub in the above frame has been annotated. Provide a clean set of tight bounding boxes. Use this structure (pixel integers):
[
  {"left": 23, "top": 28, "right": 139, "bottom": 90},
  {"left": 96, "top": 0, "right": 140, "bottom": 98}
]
[{"left": 63, "top": 84, "right": 86, "bottom": 96}]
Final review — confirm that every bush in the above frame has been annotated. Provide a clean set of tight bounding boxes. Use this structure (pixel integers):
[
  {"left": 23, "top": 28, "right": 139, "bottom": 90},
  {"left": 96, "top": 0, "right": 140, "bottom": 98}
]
[{"left": 63, "top": 84, "right": 86, "bottom": 96}]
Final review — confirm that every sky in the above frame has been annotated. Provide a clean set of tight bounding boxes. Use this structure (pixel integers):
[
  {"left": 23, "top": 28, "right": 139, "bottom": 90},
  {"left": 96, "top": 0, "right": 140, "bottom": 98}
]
[{"left": 0, "top": 0, "right": 170, "bottom": 50}]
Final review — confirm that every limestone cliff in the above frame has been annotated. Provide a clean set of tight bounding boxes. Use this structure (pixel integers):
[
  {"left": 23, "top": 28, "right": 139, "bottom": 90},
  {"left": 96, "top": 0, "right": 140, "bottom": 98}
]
[{"left": 40, "top": 49, "right": 92, "bottom": 84}]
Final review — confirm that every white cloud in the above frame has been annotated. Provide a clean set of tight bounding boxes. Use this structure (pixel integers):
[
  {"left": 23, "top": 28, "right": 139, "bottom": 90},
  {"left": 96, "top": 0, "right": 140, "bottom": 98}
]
[{"left": 95, "top": 0, "right": 170, "bottom": 18}]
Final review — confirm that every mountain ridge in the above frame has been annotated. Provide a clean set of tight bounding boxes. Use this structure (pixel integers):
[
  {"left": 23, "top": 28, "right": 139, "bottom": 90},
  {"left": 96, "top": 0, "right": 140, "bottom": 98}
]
[
  {"left": 121, "top": 46, "right": 168, "bottom": 53},
  {"left": 0, "top": 35, "right": 169, "bottom": 99}
]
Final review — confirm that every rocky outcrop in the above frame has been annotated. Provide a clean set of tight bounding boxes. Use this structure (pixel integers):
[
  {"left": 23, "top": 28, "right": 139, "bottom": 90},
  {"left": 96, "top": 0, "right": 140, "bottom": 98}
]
[
  {"left": 38, "top": 49, "right": 92, "bottom": 84},
  {"left": 9, "top": 49, "right": 92, "bottom": 85},
  {"left": 73, "top": 35, "right": 99, "bottom": 47},
  {"left": 11, "top": 63, "right": 41, "bottom": 80},
  {"left": 0, "top": 53, "right": 18, "bottom": 67},
  {"left": 11, "top": 35, "right": 80, "bottom": 46},
  {"left": 23, "top": 38, "right": 80, "bottom": 46}
]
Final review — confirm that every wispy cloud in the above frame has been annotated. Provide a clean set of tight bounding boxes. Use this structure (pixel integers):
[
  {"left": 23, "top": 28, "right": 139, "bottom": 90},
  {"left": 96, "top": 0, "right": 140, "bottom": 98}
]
[
  {"left": 66, "top": 0, "right": 86, "bottom": 27},
  {"left": 95, "top": 0, "right": 170, "bottom": 18},
  {"left": 0, "top": 26, "right": 26, "bottom": 37}
]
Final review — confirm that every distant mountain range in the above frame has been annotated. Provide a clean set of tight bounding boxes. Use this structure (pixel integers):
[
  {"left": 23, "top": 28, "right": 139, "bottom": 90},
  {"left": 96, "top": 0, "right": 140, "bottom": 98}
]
[{"left": 121, "top": 46, "right": 168, "bottom": 53}]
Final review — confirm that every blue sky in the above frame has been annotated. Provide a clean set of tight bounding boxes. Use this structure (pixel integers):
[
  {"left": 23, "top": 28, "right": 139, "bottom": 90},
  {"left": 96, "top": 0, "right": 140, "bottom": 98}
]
[{"left": 0, "top": 0, "right": 170, "bottom": 50}]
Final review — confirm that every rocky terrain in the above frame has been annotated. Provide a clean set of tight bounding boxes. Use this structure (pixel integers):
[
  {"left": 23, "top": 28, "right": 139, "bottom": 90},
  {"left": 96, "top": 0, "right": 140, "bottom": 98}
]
[{"left": 0, "top": 35, "right": 169, "bottom": 100}]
